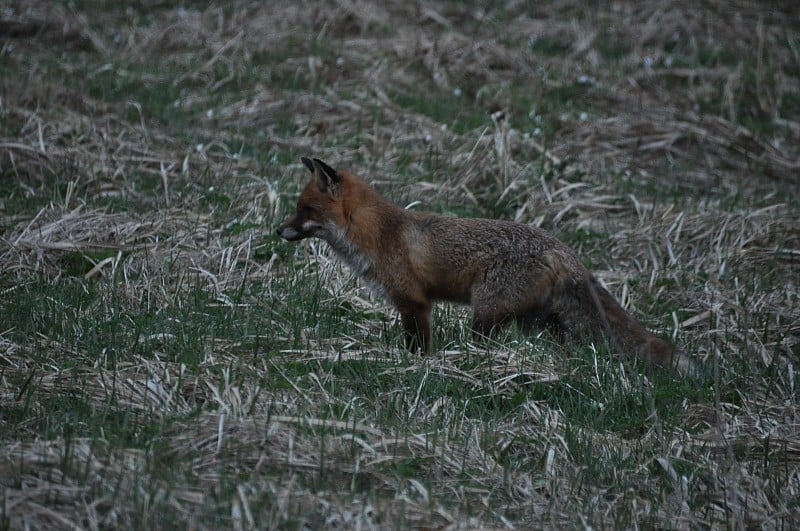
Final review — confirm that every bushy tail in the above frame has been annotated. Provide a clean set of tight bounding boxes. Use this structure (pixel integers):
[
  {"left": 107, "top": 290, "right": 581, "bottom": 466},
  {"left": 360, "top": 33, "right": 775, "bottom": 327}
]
[{"left": 559, "top": 274, "right": 692, "bottom": 374}]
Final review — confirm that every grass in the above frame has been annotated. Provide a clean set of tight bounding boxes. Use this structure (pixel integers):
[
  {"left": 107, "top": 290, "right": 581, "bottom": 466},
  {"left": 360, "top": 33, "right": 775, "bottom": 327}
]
[{"left": 1, "top": 0, "right": 799, "bottom": 529}]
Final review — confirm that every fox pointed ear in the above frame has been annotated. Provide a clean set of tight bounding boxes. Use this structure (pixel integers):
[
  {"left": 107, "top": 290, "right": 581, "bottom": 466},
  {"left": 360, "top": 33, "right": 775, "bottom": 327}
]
[
  {"left": 300, "top": 156, "right": 315, "bottom": 173},
  {"left": 311, "top": 158, "right": 341, "bottom": 196}
]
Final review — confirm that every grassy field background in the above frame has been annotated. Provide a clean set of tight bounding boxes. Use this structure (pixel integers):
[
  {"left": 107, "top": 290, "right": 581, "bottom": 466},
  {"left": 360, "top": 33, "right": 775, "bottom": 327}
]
[{"left": 1, "top": 1, "right": 798, "bottom": 529}]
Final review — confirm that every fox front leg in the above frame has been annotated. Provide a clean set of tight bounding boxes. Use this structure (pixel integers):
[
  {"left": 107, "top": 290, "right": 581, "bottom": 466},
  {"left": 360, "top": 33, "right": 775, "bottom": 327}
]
[{"left": 398, "top": 302, "right": 431, "bottom": 353}]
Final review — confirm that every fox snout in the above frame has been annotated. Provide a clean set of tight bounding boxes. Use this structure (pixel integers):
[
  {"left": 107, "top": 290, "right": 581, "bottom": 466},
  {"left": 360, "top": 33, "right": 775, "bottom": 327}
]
[
  {"left": 276, "top": 222, "right": 304, "bottom": 241},
  {"left": 275, "top": 225, "right": 292, "bottom": 240},
  {"left": 277, "top": 213, "right": 326, "bottom": 242}
]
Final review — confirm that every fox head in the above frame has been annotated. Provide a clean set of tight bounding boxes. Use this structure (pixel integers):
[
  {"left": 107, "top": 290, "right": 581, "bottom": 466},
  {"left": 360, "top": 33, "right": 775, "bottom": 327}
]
[{"left": 276, "top": 157, "right": 346, "bottom": 242}]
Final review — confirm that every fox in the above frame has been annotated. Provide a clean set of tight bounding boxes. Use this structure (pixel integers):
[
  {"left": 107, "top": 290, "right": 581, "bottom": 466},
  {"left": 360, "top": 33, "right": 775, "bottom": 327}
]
[{"left": 277, "top": 157, "right": 689, "bottom": 373}]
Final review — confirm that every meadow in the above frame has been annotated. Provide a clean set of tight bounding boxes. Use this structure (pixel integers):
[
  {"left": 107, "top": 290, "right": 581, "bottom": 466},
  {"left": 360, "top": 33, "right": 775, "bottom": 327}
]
[{"left": 1, "top": 1, "right": 798, "bottom": 528}]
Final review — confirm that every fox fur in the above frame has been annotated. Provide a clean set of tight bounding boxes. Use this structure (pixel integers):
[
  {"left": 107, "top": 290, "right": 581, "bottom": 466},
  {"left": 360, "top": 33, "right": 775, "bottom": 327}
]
[{"left": 277, "top": 157, "right": 689, "bottom": 373}]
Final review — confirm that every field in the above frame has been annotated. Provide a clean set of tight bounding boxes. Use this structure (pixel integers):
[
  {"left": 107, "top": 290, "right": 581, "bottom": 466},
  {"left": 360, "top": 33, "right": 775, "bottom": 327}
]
[{"left": 1, "top": 1, "right": 799, "bottom": 529}]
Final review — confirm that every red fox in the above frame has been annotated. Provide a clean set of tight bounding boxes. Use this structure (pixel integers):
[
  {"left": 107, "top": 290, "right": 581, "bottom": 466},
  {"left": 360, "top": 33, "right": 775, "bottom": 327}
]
[{"left": 277, "top": 157, "right": 689, "bottom": 373}]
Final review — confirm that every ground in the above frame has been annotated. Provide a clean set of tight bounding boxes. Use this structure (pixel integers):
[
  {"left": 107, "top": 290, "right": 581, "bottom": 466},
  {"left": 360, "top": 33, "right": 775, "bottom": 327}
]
[{"left": 1, "top": 1, "right": 798, "bottom": 529}]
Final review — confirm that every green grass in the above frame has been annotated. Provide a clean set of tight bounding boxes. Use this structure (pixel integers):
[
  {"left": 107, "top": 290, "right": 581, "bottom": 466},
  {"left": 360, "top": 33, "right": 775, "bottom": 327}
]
[{"left": 388, "top": 85, "right": 489, "bottom": 135}]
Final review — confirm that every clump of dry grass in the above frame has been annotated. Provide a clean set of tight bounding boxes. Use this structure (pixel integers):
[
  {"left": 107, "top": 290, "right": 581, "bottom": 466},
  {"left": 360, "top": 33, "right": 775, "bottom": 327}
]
[{"left": 1, "top": 0, "right": 798, "bottom": 529}]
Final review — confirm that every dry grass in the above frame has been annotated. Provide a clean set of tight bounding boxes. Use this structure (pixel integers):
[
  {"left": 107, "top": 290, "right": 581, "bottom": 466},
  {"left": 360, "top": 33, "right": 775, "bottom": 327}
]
[{"left": 1, "top": 0, "right": 799, "bottom": 529}]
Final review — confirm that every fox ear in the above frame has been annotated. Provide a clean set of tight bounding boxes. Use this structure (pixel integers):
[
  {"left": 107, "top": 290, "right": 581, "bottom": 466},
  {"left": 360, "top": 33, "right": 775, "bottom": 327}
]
[
  {"left": 311, "top": 158, "right": 341, "bottom": 196},
  {"left": 300, "top": 156, "right": 314, "bottom": 173}
]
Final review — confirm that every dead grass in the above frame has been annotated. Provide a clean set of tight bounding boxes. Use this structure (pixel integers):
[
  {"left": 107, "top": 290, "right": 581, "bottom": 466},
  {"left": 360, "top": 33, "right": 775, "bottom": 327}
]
[{"left": 1, "top": 0, "right": 799, "bottom": 529}]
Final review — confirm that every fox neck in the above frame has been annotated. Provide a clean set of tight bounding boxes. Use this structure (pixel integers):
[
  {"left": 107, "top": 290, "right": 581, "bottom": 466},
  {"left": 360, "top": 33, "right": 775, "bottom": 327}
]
[
  {"left": 323, "top": 220, "right": 374, "bottom": 276},
  {"left": 323, "top": 186, "right": 407, "bottom": 278}
]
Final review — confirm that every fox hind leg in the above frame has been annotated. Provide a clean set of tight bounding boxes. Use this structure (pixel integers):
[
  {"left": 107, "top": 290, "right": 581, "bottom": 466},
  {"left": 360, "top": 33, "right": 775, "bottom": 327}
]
[{"left": 470, "top": 301, "right": 514, "bottom": 341}]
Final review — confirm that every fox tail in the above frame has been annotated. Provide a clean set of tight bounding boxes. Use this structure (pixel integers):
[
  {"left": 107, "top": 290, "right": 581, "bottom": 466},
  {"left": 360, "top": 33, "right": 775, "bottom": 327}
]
[{"left": 564, "top": 275, "right": 693, "bottom": 375}]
